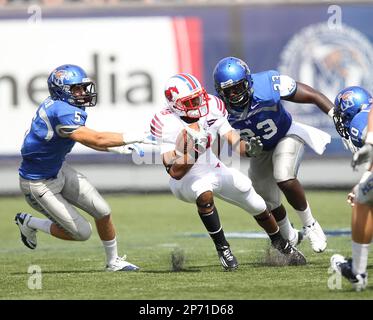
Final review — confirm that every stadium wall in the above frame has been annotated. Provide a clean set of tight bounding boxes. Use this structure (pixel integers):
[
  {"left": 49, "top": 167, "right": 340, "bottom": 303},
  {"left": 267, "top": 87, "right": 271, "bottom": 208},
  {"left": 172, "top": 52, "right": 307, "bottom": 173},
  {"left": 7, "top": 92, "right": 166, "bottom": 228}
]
[{"left": 0, "top": 2, "right": 372, "bottom": 194}]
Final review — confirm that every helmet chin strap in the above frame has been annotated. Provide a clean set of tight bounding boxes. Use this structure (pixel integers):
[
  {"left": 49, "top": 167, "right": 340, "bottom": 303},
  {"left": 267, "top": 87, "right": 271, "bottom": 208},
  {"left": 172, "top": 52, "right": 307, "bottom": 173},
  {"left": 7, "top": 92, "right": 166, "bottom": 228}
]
[{"left": 225, "top": 97, "right": 251, "bottom": 122}]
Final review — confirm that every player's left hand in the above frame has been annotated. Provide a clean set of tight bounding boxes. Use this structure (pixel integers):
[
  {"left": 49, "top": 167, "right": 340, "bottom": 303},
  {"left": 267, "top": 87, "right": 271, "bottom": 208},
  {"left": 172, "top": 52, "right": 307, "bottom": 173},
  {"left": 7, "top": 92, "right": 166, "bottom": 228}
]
[
  {"left": 245, "top": 136, "right": 263, "bottom": 157},
  {"left": 351, "top": 143, "right": 373, "bottom": 169}
]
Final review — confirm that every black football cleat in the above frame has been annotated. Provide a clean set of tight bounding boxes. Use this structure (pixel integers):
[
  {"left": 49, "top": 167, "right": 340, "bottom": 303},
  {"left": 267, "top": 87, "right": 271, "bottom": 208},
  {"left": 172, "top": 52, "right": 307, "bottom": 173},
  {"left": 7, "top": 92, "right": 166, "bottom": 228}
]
[
  {"left": 272, "top": 238, "right": 307, "bottom": 266},
  {"left": 331, "top": 254, "right": 367, "bottom": 291},
  {"left": 216, "top": 245, "right": 238, "bottom": 271},
  {"left": 15, "top": 212, "right": 37, "bottom": 250}
]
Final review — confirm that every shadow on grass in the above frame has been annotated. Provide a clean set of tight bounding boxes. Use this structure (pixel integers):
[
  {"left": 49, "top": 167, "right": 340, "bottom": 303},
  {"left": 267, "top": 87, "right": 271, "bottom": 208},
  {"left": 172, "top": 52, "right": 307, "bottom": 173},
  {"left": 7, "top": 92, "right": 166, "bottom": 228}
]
[
  {"left": 141, "top": 269, "right": 201, "bottom": 274},
  {"left": 11, "top": 269, "right": 104, "bottom": 275}
]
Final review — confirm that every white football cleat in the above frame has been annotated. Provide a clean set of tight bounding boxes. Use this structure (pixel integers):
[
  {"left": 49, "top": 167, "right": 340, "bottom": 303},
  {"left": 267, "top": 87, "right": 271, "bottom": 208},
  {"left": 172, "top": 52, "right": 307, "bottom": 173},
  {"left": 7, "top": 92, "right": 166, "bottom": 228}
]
[
  {"left": 303, "top": 220, "right": 327, "bottom": 253},
  {"left": 331, "top": 254, "right": 368, "bottom": 292},
  {"left": 14, "top": 212, "right": 37, "bottom": 250},
  {"left": 106, "top": 256, "right": 140, "bottom": 272},
  {"left": 288, "top": 229, "right": 303, "bottom": 247}
]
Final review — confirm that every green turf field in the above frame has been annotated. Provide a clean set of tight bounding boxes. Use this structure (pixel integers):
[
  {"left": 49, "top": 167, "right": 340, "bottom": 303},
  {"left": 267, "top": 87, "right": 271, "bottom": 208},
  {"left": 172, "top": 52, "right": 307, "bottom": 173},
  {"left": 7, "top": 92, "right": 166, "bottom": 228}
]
[{"left": 0, "top": 191, "right": 372, "bottom": 300}]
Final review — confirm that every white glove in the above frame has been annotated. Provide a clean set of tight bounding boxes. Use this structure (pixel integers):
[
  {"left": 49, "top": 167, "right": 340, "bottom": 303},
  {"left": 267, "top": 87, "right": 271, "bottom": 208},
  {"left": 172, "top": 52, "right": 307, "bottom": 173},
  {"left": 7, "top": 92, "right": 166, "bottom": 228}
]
[
  {"left": 107, "top": 143, "right": 144, "bottom": 157},
  {"left": 342, "top": 137, "right": 358, "bottom": 154},
  {"left": 184, "top": 124, "right": 209, "bottom": 154},
  {"left": 245, "top": 136, "right": 263, "bottom": 157},
  {"left": 351, "top": 143, "right": 373, "bottom": 169},
  {"left": 123, "top": 131, "right": 156, "bottom": 145}
]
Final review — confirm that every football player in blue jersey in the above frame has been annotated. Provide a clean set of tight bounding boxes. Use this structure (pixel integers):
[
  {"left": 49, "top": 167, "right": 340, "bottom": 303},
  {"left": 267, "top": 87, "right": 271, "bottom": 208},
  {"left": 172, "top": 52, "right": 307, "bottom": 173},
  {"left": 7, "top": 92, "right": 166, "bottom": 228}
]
[
  {"left": 213, "top": 57, "right": 334, "bottom": 253},
  {"left": 15, "top": 64, "right": 151, "bottom": 272},
  {"left": 330, "top": 86, "right": 372, "bottom": 291}
]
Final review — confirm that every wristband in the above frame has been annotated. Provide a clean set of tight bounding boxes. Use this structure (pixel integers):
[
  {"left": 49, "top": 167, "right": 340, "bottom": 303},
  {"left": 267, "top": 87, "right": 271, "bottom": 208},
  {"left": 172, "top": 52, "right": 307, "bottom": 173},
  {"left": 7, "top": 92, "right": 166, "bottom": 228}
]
[
  {"left": 327, "top": 108, "right": 334, "bottom": 118},
  {"left": 365, "top": 132, "right": 373, "bottom": 145}
]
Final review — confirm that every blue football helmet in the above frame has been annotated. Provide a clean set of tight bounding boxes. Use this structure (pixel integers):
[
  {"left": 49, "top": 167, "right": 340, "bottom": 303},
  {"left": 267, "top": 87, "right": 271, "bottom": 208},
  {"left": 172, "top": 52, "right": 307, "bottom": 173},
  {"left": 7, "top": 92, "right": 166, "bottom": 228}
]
[
  {"left": 213, "top": 57, "right": 253, "bottom": 114},
  {"left": 333, "top": 86, "right": 372, "bottom": 139},
  {"left": 47, "top": 64, "right": 97, "bottom": 107}
]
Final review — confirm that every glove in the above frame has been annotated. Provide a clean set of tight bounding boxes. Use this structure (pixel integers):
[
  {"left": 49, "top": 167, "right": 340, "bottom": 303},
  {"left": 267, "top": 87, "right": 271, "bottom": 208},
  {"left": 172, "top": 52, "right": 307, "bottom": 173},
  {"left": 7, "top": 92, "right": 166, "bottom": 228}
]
[
  {"left": 184, "top": 124, "right": 209, "bottom": 154},
  {"left": 342, "top": 137, "right": 358, "bottom": 154},
  {"left": 123, "top": 131, "right": 156, "bottom": 145},
  {"left": 245, "top": 136, "right": 263, "bottom": 157},
  {"left": 351, "top": 143, "right": 373, "bottom": 169},
  {"left": 107, "top": 143, "right": 144, "bottom": 157}
]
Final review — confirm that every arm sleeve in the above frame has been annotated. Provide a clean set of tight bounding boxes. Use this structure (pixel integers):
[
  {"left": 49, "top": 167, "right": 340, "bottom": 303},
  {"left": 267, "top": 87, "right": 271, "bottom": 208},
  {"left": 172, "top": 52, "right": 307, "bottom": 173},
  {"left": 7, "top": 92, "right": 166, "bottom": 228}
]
[
  {"left": 55, "top": 107, "right": 87, "bottom": 138},
  {"left": 279, "top": 75, "right": 297, "bottom": 98}
]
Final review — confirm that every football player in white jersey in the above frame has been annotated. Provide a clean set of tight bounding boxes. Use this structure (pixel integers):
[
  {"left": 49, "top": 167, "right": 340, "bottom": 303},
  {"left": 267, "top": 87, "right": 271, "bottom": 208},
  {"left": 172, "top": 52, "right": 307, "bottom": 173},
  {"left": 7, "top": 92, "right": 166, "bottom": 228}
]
[{"left": 150, "top": 73, "right": 306, "bottom": 270}]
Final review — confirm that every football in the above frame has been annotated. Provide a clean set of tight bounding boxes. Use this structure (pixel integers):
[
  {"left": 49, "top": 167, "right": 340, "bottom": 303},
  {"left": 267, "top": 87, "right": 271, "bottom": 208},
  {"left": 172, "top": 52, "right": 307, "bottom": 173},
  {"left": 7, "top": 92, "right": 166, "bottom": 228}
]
[{"left": 175, "top": 122, "right": 200, "bottom": 157}]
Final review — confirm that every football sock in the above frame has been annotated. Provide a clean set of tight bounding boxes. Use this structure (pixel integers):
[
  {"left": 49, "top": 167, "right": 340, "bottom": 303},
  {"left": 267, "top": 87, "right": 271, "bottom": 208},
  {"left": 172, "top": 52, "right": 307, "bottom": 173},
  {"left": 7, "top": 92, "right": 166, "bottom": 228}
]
[
  {"left": 277, "top": 214, "right": 298, "bottom": 243},
  {"left": 198, "top": 207, "right": 229, "bottom": 248},
  {"left": 295, "top": 203, "right": 315, "bottom": 227},
  {"left": 267, "top": 227, "right": 282, "bottom": 242},
  {"left": 102, "top": 237, "right": 118, "bottom": 266},
  {"left": 27, "top": 216, "right": 52, "bottom": 234},
  {"left": 268, "top": 228, "right": 290, "bottom": 251},
  {"left": 352, "top": 241, "right": 370, "bottom": 275}
]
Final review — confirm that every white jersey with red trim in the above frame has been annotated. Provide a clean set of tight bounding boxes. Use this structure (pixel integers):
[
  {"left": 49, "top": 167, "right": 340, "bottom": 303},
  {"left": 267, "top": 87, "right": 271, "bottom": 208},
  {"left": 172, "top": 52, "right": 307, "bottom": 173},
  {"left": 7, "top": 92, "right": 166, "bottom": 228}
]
[{"left": 150, "top": 94, "right": 232, "bottom": 170}]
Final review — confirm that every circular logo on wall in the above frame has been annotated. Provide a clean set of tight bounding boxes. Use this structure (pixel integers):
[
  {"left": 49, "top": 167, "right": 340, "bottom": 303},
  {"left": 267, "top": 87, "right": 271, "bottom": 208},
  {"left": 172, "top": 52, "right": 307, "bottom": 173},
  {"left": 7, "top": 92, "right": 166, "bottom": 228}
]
[{"left": 278, "top": 23, "right": 373, "bottom": 116}]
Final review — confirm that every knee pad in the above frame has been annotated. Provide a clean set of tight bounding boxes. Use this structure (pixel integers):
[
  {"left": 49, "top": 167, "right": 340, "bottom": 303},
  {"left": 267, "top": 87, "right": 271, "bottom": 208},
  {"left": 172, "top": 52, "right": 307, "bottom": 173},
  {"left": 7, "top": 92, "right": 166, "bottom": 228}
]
[
  {"left": 243, "top": 189, "right": 267, "bottom": 216},
  {"left": 72, "top": 220, "right": 92, "bottom": 241},
  {"left": 356, "top": 177, "right": 373, "bottom": 206},
  {"left": 273, "top": 136, "right": 304, "bottom": 182},
  {"left": 229, "top": 168, "right": 251, "bottom": 193},
  {"left": 90, "top": 196, "right": 111, "bottom": 219}
]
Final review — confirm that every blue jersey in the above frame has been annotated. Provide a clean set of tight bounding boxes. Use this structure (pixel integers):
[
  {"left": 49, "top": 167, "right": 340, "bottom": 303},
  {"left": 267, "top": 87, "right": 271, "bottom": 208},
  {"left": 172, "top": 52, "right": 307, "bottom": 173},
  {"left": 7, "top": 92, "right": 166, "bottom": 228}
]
[
  {"left": 19, "top": 98, "right": 87, "bottom": 180},
  {"left": 349, "top": 105, "right": 371, "bottom": 148},
  {"left": 227, "top": 70, "right": 294, "bottom": 151}
]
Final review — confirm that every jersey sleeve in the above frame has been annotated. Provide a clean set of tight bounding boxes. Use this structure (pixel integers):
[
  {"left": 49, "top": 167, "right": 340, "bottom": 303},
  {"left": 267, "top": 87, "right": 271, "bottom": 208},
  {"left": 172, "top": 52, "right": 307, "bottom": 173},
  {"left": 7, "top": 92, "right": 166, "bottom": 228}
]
[
  {"left": 55, "top": 103, "right": 87, "bottom": 137},
  {"left": 349, "top": 111, "right": 369, "bottom": 148},
  {"left": 278, "top": 75, "right": 297, "bottom": 98},
  {"left": 150, "top": 111, "right": 178, "bottom": 155},
  {"left": 208, "top": 95, "right": 232, "bottom": 136}
]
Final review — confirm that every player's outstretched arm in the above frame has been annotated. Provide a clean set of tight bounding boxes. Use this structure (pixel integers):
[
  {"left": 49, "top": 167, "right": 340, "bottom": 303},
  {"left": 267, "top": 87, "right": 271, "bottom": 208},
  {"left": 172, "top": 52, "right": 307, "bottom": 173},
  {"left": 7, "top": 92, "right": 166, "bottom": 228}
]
[
  {"left": 69, "top": 126, "right": 153, "bottom": 152},
  {"left": 283, "top": 82, "right": 334, "bottom": 115},
  {"left": 69, "top": 126, "right": 125, "bottom": 151}
]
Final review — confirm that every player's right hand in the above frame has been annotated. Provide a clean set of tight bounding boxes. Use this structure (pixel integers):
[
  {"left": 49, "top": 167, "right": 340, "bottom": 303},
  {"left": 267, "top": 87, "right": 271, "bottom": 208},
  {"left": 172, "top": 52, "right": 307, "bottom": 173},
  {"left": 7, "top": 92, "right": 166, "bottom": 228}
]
[
  {"left": 351, "top": 143, "right": 373, "bottom": 169},
  {"left": 245, "top": 136, "right": 263, "bottom": 157},
  {"left": 342, "top": 137, "right": 358, "bottom": 154}
]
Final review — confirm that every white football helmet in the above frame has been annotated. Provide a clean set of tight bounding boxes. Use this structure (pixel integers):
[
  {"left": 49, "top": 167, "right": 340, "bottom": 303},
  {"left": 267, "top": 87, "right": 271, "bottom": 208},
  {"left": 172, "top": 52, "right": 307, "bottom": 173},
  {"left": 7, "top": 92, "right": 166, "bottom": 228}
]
[{"left": 164, "top": 73, "right": 209, "bottom": 119}]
